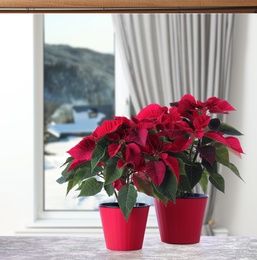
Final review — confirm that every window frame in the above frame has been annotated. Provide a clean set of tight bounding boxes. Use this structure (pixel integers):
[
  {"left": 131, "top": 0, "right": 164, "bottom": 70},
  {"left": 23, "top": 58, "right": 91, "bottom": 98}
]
[{"left": 32, "top": 14, "right": 157, "bottom": 232}]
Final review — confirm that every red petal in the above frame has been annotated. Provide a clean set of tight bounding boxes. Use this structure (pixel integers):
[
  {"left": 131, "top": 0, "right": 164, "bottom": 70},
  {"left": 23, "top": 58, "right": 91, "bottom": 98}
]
[
  {"left": 126, "top": 143, "right": 140, "bottom": 162},
  {"left": 161, "top": 154, "right": 180, "bottom": 182},
  {"left": 108, "top": 143, "right": 121, "bottom": 158},
  {"left": 112, "top": 179, "right": 126, "bottom": 191},
  {"left": 68, "top": 158, "right": 84, "bottom": 171},
  {"left": 126, "top": 128, "right": 148, "bottom": 146},
  {"left": 173, "top": 136, "right": 193, "bottom": 152},
  {"left": 135, "top": 104, "right": 168, "bottom": 120},
  {"left": 117, "top": 158, "right": 126, "bottom": 169},
  {"left": 204, "top": 132, "right": 244, "bottom": 154},
  {"left": 146, "top": 161, "right": 166, "bottom": 185},
  {"left": 177, "top": 94, "right": 197, "bottom": 111},
  {"left": 204, "top": 97, "right": 235, "bottom": 113},
  {"left": 193, "top": 112, "right": 210, "bottom": 138},
  {"left": 67, "top": 136, "right": 95, "bottom": 162},
  {"left": 92, "top": 118, "right": 124, "bottom": 139},
  {"left": 116, "top": 144, "right": 143, "bottom": 171},
  {"left": 225, "top": 136, "right": 244, "bottom": 154}
]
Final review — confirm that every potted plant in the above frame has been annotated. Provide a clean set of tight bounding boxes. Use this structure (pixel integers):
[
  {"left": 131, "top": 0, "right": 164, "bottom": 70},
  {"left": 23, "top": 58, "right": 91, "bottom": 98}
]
[
  {"left": 153, "top": 94, "right": 244, "bottom": 244},
  {"left": 57, "top": 94, "right": 244, "bottom": 248},
  {"left": 57, "top": 106, "right": 187, "bottom": 250}
]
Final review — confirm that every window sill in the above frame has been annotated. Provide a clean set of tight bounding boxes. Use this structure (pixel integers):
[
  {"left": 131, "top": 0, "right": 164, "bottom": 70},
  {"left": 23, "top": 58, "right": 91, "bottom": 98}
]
[
  {"left": 16, "top": 219, "right": 158, "bottom": 237},
  {"left": 16, "top": 208, "right": 158, "bottom": 236}
]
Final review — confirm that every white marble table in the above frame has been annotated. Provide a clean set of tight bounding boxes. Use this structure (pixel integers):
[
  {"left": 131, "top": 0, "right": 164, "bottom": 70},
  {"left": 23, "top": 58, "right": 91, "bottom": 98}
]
[{"left": 0, "top": 236, "right": 257, "bottom": 259}]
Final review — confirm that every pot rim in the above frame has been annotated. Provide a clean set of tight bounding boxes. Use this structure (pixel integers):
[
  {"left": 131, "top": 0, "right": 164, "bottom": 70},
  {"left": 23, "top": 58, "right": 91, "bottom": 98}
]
[
  {"left": 99, "top": 202, "right": 150, "bottom": 208},
  {"left": 175, "top": 193, "right": 209, "bottom": 199}
]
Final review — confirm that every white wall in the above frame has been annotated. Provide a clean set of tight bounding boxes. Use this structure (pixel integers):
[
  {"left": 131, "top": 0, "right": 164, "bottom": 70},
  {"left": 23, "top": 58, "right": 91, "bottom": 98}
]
[
  {"left": 213, "top": 14, "right": 257, "bottom": 235},
  {"left": 0, "top": 14, "right": 257, "bottom": 236},
  {"left": 0, "top": 14, "right": 34, "bottom": 234}
]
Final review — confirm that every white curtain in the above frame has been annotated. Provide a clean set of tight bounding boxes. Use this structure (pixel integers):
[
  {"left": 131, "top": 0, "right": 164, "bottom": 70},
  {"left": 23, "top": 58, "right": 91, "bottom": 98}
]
[{"left": 113, "top": 13, "right": 235, "bottom": 235}]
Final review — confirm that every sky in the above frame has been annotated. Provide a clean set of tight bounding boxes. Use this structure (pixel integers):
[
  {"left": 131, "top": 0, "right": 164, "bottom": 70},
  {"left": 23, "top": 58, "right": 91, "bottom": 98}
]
[{"left": 44, "top": 14, "right": 114, "bottom": 54}]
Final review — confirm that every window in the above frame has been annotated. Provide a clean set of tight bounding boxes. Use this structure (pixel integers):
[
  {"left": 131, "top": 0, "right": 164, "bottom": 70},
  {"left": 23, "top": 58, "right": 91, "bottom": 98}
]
[
  {"left": 34, "top": 14, "right": 156, "bottom": 229},
  {"left": 43, "top": 14, "right": 116, "bottom": 211}
]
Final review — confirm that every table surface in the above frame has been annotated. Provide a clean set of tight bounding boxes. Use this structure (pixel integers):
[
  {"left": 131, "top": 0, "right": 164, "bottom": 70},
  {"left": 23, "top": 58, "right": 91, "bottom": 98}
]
[{"left": 0, "top": 236, "right": 257, "bottom": 260}]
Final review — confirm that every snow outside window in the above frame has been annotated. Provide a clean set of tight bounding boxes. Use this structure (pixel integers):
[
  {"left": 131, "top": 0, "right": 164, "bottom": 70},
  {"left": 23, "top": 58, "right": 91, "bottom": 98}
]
[{"left": 34, "top": 14, "right": 154, "bottom": 227}]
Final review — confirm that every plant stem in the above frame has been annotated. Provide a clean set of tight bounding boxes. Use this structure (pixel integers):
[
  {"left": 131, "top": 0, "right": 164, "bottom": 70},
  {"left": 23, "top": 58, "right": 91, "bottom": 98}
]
[
  {"left": 114, "top": 189, "right": 118, "bottom": 202},
  {"left": 193, "top": 139, "right": 200, "bottom": 162},
  {"left": 193, "top": 150, "right": 199, "bottom": 163},
  {"left": 189, "top": 143, "right": 193, "bottom": 161}
]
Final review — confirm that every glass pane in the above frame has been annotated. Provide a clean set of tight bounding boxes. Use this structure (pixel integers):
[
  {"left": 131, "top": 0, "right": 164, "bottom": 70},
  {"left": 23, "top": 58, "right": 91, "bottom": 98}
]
[{"left": 43, "top": 14, "right": 116, "bottom": 210}]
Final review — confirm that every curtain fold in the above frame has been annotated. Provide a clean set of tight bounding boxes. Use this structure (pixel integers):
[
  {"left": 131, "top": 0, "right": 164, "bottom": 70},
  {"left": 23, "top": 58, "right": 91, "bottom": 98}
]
[{"left": 113, "top": 13, "right": 234, "bottom": 235}]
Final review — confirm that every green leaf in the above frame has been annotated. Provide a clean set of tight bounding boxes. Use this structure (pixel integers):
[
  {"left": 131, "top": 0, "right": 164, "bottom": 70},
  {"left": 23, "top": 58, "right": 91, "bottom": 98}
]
[
  {"left": 78, "top": 178, "right": 103, "bottom": 197},
  {"left": 152, "top": 185, "right": 168, "bottom": 205},
  {"left": 60, "top": 160, "right": 75, "bottom": 177},
  {"left": 117, "top": 184, "right": 137, "bottom": 221},
  {"left": 171, "top": 152, "right": 193, "bottom": 165},
  {"left": 202, "top": 159, "right": 218, "bottom": 175},
  {"left": 105, "top": 157, "right": 123, "bottom": 185},
  {"left": 226, "top": 162, "right": 244, "bottom": 181},
  {"left": 62, "top": 165, "right": 89, "bottom": 192},
  {"left": 60, "top": 156, "right": 74, "bottom": 168},
  {"left": 153, "top": 168, "right": 178, "bottom": 203},
  {"left": 184, "top": 163, "right": 203, "bottom": 189},
  {"left": 91, "top": 136, "right": 109, "bottom": 171},
  {"left": 104, "top": 183, "right": 115, "bottom": 197},
  {"left": 177, "top": 160, "right": 192, "bottom": 192},
  {"left": 202, "top": 136, "right": 213, "bottom": 146},
  {"left": 178, "top": 175, "right": 192, "bottom": 193},
  {"left": 58, "top": 160, "right": 91, "bottom": 184},
  {"left": 208, "top": 118, "right": 221, "bottom": 131},
  {"left": 199, "top": 169, "right": 209, "bottom": 194},
  {"left": 65, "top": 170, "right": 85, "bottom": 195},
  {"left": 216, "top": 146, "right": 244, "bottom": 181},
  {"left": 218, "top": 122, "right": 243, "bottom": 136},
  {"left": 75, "top": 167, "right": 92, "bottom": 179},
  {"left": 196, "top": 145, "right": 216, "bottom": 164},
  {"left": 216, "top": 145, "right": 229, "bottom": 164},
  {"left": 66, "top": 180, "right": 75, "bottom": 195},
  {"left": 209, "top": 173, "right": 225, "bottom": 193},
  {"left": 56, "top": 176, "right": 67, "bottom": 184},
  {"left": 72, "top": 168, "right": 89, "bottom": 185},
  {"left": 76, "top": 160, "right": 103, "bottom": 179},
  {"left": 57, "top": 167, "right": 76, "bottom": 183}
]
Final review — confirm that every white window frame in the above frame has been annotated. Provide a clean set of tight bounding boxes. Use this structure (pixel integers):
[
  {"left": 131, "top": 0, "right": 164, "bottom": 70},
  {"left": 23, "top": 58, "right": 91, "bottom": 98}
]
[{"left": 26, "top": 14, "right": 157, "bottom": 235}]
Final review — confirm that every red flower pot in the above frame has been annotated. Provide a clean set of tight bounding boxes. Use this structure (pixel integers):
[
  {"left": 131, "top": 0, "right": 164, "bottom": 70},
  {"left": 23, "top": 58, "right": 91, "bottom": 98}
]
[
  {"left": 99, "top": 202, "right": 150, "bottom": 251},
  {"left": 154, "top": 194, "right": 208, "bottom": 244}
]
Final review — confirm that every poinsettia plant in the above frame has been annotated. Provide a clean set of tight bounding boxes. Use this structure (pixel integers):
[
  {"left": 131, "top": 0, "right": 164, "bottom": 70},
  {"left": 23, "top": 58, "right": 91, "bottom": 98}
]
[
  {"left": 57, "top": 94, "right": 244, "bottom": 220},
  {"left": 168, "top": 94, "right": 244, "bottom": 197}
]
